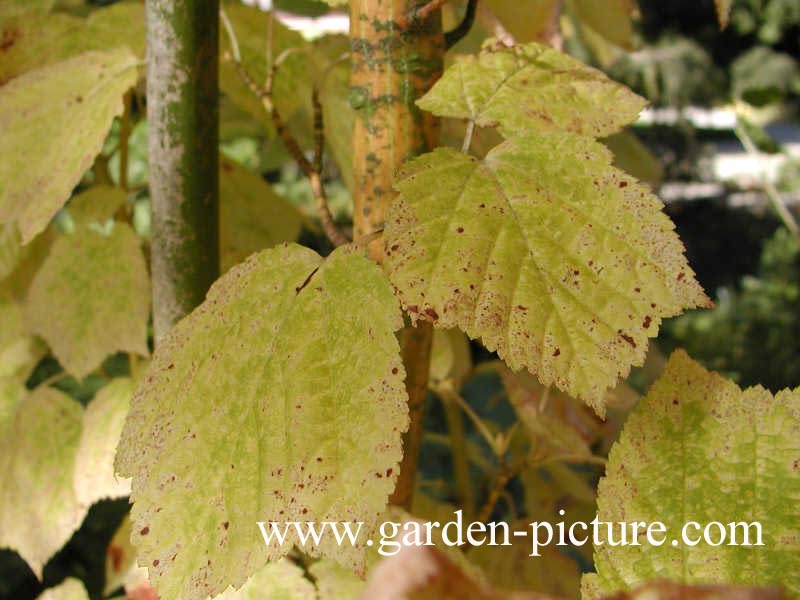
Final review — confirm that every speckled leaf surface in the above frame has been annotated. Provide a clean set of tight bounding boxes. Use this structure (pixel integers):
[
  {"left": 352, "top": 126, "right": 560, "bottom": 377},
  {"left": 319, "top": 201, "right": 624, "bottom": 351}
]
[
  {"left": 0, "top": 386, "right": 84, "bottom": 577},
  {"left": 384, "top": 137, "right": 708, "bottom": 411},
  {"left": 583, "top": 350, "right": 800, "bottom": 598},
  {"left": 74, "top": 378, "right": 134, "bottom": 510},
  {"left": 417, "top": 41, "right": 646, "bottom": 138},
  {"left": 0, "top": 48, "right": 138, "bottom": 242},
  {"left": 214, "top": 560, "right": 317, "bottom": 599},
  {"left": 116, "top": 243, "right": 407, "bottom": 600},
  {"left": 220, "top": 157, "right": 304, "bottom": 272},
  {"left": 24, "top": 224, "right": 149, "bottom": 378}
]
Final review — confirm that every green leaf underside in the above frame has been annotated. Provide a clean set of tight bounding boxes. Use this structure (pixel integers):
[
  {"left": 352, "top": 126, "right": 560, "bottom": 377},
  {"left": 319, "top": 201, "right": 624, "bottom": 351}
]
[
  {"left": 24, "top": 224, "right": 150, "bottom": 379},
  {"left": 584, "top": 350, "right": 800, "bottom": 598},
  {"left": 417, "top": 41, "right": 646, "bottom": 138},
  {"left": 0, "top": 48, "right": 138, "bottom": 242},
  {"left": 220, "top": 157, "right": 304, "bottom": 272},
  {"left": 0, "top": 385, "right": 84, "bottom": 577},
  {"left": 384, "top": 137, "right": 708, "bottom": 411},
  {"left": 116, "top": 244, "right": 407, "bottom": 600}
]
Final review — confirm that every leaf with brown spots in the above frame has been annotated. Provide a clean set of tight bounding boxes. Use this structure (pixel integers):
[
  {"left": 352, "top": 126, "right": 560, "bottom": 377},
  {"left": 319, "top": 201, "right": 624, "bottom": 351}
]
[
  {"left": 584, "top": 351, "right": 800, "bottom": 597},
  {"left": 417, "top": 40, "right": 646, "bottom": 139},
  {"left": 384, "top": 136, "right": 709, "bottom": 412},
  {"left": 116, "top": 243, "right": 407, "bottom": 600}
]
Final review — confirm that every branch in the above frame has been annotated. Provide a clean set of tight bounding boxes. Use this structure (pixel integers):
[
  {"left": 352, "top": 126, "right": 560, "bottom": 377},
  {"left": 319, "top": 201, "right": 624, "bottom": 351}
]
[
  {"left": 445, "top": 0, "right": 478, "bottom": 49},
  {"left": 220, "top": 9, "right": 350, "bottom": 248}
]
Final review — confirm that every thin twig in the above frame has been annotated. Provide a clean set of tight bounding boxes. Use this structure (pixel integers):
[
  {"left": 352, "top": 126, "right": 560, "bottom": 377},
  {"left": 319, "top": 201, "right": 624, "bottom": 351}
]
[
  {"left": 445, "top": 0, "right": 478, "bottom": 49},
  {"left": 451, "top": 392, "right": 498, "bottom": 454},
  {"left": 399, "top": 0, "right": 448, "bottom": 27},
  {"left": 442, "top": 391, "right": 475, "bottom": 519},
  {"left": 310, "top": 172, "right": 348, "bottom": 247},
  {"left": 476, "top": 460, "right": 518, "bottom": 523},
  {"left": 219, "top": 7, "right": 240, "bottom": 62},
  {"left": 735, "top": 117, "right": 799, "bottom": 236},
  {"left": 461, "top": 120, "right": 475, "bottom": 154},
  {"left": 220, "top": 10, "right": 349, "bottom": 248}
]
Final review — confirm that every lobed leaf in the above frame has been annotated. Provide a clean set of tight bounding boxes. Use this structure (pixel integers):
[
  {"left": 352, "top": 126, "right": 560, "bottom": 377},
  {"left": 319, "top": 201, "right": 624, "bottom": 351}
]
[
  {"left": 24, "top": 224, "right": 150, "bottom": 378},
  {"left": 584, "top": 350, "right": 800, "bottom": 597},
  {"left": 116, "top": 243, "right": 408, "bottom": 600},
  {"left": 417, "top": 41, "right": 646, "bottom": 138},
  {"left": 0, "top": 48, "right": 138, "bottom": 242},
  {"left": 384, "top": 137, "right": 708, "bottom": 411}
]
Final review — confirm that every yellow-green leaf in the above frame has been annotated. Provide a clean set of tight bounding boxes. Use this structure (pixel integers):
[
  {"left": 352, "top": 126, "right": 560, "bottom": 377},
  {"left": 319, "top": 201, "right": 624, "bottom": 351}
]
[
  {"left": 417, "top": 41, "right": 646, "bottom": 138},
  {"left": 0, "top": 289, "right": 45, "bottom": 382},
  {"left": 0, "top": 386, "right": 84, "bottom": 577},
  {"left": 24, "top": 224, "right": 150, "bottom": 378},
  {"left": 0, "top": 48, "right": 138, "bottom": 242},
  {"left": 214, "top": 560, "right": 317, "bottom": 599},
  {"left": 74, "top": 378, "right": 134, "bottom": 510},
  {"left": 67, "top": 185, "right": 126, "bottom": 226},
  {"left": 0, "top": 3, "right": 144, "bottom": 85},
  {"left": 0, "top": 12, "right": 83, "bottom": 84},
  {"left": 220, "top": 157, "right": 304, "bottom": 272},
  {"left": 484, "top": 0, "right": 560, "bottom": 43},
  {"left": 469, "top": 532, "right": 582, "bottom": 598},
  {"left": 0, "top": 223, "right": 23, "bottom": 280},
  {"left": 104, "top": 516, "right": 149, "bottom": 597},
  {"left": 568, "top": 0, "right": 637, "bottom": 50},
  {"left": 0, "top": 0, "right": 54, "bottom": 19},
  {"left": 116, "top": 244, "right": 407, "bottom": 600},
  {"left": 603, "top": 130, "right": 664, "bottom": 188},
  {"left": 584, "top": 350, "right": 800, "bottom": 597},
  {"left": 309, "top": 559, "right": 366, "bottom": 600},
  {"left": 429, "top": 328, "right": 472, "bottom": 390},
  {"left": 384, "top": 137, "right": 708, "bottom": 411},
  {"left": 37, "top": 578, "right": 90, "bottom": 600}
]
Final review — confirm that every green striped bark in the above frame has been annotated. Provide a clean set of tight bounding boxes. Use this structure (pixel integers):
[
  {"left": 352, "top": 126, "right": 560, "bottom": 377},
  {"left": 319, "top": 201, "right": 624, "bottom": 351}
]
[{"left": 147, "top": 0, "right": 220, "bottom": 342}]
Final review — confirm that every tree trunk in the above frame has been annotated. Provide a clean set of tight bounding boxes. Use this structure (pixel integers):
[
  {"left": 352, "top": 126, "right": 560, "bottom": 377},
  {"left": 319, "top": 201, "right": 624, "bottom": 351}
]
[
  {"left": 147, "top": 0, "right": 220, "bottom": 343},
  {"left": 349, "top": 0, "right": 444, "bottom": 508}
]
